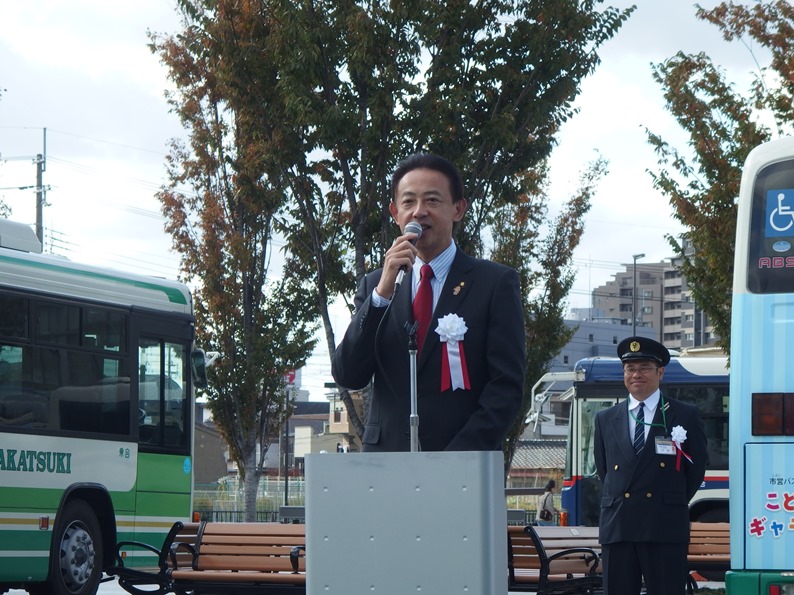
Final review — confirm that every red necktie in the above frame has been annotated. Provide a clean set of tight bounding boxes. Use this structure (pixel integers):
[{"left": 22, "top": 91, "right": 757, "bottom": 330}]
[{"left": 413, "top": 264, "right": 434, "bottom": 352}]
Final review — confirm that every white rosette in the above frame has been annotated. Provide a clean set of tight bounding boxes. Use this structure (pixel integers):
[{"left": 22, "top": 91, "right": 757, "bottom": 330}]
[
  {"left": 670, "top": 425, "right": 692, "bottom": 469},
  {"left": 435, "top": 314, "right": 470, "bottom": 390},
  {"left": 671, "top": 425, "right": 687, "bottom": 448}
]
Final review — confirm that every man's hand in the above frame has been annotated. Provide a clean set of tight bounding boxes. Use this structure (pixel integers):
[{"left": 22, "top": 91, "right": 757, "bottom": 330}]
[{"left": 375, "top": 230, "right": 420, "bottom": 299}]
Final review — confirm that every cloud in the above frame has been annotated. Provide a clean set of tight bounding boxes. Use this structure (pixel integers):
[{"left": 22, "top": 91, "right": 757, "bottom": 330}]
[{"left": 546, "top": 0, "right": 771, "bottom": 311}]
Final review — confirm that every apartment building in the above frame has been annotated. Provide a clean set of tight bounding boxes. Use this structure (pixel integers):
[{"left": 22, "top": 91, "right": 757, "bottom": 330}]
[{"left": 577, "top": 253, "right": 719, "bottom": 351}]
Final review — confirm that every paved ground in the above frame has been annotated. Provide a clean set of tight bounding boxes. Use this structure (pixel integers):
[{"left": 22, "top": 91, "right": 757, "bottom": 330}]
[{"left": 6, "top": 576, "right": 726, "bottom": 595}]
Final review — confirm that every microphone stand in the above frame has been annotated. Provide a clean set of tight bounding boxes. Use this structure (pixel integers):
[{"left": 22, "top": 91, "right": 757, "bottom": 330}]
[{"left": 404, "top": 321, "right": 420, "bottom": 452}]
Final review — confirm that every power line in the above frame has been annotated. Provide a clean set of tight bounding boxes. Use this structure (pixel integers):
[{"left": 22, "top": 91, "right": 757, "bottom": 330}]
[{"left": 44, "top": 128, "right": 173, "bottom": 157}]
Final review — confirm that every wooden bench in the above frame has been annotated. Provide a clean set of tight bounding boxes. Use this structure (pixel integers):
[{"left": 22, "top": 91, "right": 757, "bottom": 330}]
[
  {"left": 109, "top": 518, "right": 721, "bottom": 595},
  {"left": 110, "top": 521, "right": 306, "bottom": 595},
  {"left": 168, "top": 522, "right": 305, "bottom": 595},
  {"left": 508, "top": 525, "right": 602, "bottom": 594},
  {"left": 686, "top": 521, "right": 730, "bottom": 594}
]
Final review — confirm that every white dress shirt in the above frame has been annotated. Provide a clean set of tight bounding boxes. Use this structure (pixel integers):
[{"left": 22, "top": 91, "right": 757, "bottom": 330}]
[{"left": 629, "top": 389, "right": 661, "bottom": 444}]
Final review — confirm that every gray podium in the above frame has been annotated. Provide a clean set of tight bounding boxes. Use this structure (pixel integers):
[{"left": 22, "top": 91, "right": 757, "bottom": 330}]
[{"left": 305, "top": 451, "right": 507, "bottom": 594}]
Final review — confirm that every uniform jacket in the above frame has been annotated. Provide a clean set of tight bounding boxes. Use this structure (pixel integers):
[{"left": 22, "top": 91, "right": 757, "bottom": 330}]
[
  {"left": 332, "top": 249, "right": 525, "bottom": 452},
  {"left": 594, "top": 394, "right": 707, "bottom": 544}
]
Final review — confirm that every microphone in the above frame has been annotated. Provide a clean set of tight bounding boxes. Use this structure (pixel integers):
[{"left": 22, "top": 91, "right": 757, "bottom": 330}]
[
  {"left": 403, "top": 220, "right": 423, "bottom": 245},
  {"left": 394, "top": 221, "right": 423, "bottom": 288}
]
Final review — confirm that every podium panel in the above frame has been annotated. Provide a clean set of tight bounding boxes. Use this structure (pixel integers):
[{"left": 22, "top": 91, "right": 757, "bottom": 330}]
[{"left": 305, "top": 451, "right": 507, "bottom": 594}]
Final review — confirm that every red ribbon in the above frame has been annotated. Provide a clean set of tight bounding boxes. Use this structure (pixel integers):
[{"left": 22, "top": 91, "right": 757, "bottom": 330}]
[
  {"left": 675, "top": 443, "right": 693, "bottom": 471},
  {"left": 440, "top": 341, "right": 471, "bottom": 391}
]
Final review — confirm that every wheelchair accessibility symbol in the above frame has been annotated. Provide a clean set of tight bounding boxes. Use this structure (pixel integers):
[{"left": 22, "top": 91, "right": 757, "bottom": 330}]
[{"left": 767, "top": 190, "right": 794, "bottom": 236}]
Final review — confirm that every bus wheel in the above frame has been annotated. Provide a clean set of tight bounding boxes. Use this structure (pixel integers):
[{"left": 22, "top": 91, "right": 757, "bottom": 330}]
[{"left": 50, "top": 500, "right": 103, "bottom": 595}]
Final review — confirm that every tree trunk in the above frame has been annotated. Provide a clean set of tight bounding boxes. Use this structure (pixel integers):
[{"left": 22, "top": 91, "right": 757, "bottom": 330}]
[{"left": 242, "top": 448, "right": 259, "bottom": 522}]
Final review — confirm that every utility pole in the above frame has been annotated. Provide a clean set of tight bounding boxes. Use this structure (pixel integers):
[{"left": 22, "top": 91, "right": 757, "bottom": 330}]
[
  {"left": 632, "top": 253, "right": 645, "bottom": 336},
  {"left": 35, "top": 154, "right": 44, "bottom": 243},
  {"left": 282, "top": 415, "right": 289, "bottom": 506},
  {"left": 35, "top": 128, "right": 47, "bottom": 244}
]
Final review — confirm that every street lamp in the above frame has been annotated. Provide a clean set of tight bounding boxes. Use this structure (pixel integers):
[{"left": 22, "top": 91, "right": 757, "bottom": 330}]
[{"left": 632, "top": 253, "right": 645, "bottom": 336}]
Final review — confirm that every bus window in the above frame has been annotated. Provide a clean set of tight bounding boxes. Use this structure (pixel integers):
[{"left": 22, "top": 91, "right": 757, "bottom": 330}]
[
  {"left": 138, "top": 339, "right": 189, "bottom": 450},
  {"left": 35, "top": 302, "right": 81, "bottom": 346},
  {"left": 0, "top": 294, "right": 28, "bottom": 339},
  {"left": 83, "top": 307, "right": 127, "bottom": 353},
  {"left": 747, "top": 162, "right": 794, "bottom": 293},
  {"left": 580, "top": 400, "right": 614, "bottom": 478},
  {"left": 664, "top": 386, "right": 729, "bottom": 469},
  {"left": 0, "top": 340, "right": 130, "bottom": 435}
]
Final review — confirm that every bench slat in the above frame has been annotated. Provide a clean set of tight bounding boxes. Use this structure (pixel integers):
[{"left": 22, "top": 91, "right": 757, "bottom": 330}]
[
  {"left": 199, "top": 545, "right": 300, "bottom": 556},
  {"left": 199, "top": 534, "right": 306, "bottom": 546},
  {"left": 169, "top": 570, "right": 305, "bottom": 584},
  {"left": 201, "top": 523, "right": 305, "bottom": 536},
  {"left": 196, "top": 556, "right": 297, "bottom": 573}
]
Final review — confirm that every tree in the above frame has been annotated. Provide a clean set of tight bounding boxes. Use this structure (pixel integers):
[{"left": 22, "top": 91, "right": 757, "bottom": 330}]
[
  {"left": 150, "top": 4, "right": 320, "bottom": 520},
  {"left": 647, "top": 0, "right": 794, "bottom": 354},
  {"left": 494, "top": 156, "right": 608, "bottom": 474},
  {"left": 154, "top": 0, "right": 633, "bottom": 481},
  {"left": 249, "top": 0, "right": 633, "bottom": 459}
]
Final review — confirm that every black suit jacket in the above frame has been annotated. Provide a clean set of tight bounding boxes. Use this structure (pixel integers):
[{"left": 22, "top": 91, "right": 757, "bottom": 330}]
[
  {"left": 332, "top": 250, "right": 525, "bottom": 452},
  {"left": 594, "top": 394, "right": 707, "bottom": 544}
]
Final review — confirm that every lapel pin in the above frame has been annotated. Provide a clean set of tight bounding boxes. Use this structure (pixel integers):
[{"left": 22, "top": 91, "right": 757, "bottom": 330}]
[{"left": 453, "top": 281, "right": 465, "bottom": 295}]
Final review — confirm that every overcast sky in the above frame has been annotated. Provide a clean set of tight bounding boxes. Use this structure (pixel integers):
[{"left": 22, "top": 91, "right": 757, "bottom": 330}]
[{"left": 0, "top": 1, "right": 767, "bottom": 399}]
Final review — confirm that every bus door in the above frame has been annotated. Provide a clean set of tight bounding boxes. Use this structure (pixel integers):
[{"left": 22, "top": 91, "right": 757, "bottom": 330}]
[
  {"left": 129, "top": 313, "right": 194, "bottom": 554},
  {"left": 570, "top": 395, "right": 618, "bottom": 526}
]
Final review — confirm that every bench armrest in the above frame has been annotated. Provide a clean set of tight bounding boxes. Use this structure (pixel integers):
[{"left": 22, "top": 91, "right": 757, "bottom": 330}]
[
  {"left": 289, "top": 545, "right": 305, "bottom": 574},
  {"left": 547, "top": 547, "right": 601, "bottom": 575},
  {"left": 168, "top": 541, "right": 197, "bottom": 570},
  {"left": 113, "top": 540, "right": 166, "bottom": 572},
  {"left": 108, "top": 541, "right": 172, "bottom": 595}
]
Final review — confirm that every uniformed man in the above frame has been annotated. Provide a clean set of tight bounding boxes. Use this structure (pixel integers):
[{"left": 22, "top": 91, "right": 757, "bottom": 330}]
[{"left": 594, "top": 337, "right": 707, "bottom": 595}]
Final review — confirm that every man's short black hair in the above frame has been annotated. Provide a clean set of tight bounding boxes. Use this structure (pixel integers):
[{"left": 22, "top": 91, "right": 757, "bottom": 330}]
[{"left": 391, "top": 153, "right": 464, "bottom": 203}]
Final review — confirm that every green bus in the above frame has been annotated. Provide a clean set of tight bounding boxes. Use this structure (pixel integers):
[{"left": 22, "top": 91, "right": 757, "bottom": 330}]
[{"left": 0, "top": 219, "right": 206, "bottom": 595}]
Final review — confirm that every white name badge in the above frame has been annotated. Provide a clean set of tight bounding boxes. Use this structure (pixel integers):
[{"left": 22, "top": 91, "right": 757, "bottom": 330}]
[{"left": 655, "top": 437, "right": 676, "bottom": 455}]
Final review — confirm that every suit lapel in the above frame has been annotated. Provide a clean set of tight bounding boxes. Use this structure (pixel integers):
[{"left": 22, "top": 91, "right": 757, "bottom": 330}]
[
  {"left": 388, "top": 273, "right": 415, "bottom": 342},
  {"left": 609, "top": 401, "right": 635, "bottom": 460}
]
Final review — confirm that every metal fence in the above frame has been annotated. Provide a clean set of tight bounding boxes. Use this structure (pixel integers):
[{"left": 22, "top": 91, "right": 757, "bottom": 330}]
[
  {"left": 193, "top": 482, "right": 561, "bottom": 525},
  {"left": 194, "top": 509, "right": 280, "bottom": 522}
]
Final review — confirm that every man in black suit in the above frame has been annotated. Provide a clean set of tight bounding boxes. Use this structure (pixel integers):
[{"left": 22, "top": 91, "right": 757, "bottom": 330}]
[
  {"left": 332, "top": 153, "right": 525, "bottom": 452},
  {"left": 594, "top": 337, "right": 707, "bottom": 595}
]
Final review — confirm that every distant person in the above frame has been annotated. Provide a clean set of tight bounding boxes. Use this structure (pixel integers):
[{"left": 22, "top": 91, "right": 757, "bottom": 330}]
[
  {"left": 536, "top": 479, "right": 560, "bottom": 526},
  {"left": 594, "top": 337, "right": 707, "bottom": 595},
  {"left": 332, "top": 153, "right": 525, "bottom": 451}
]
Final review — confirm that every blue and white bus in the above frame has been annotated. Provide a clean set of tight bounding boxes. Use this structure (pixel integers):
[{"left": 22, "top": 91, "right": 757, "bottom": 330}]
[
  {"left": 727, "top": 136, "right": 794, "bottom": 594},
  {"left": 532, "top": 353, "right": 729, "bottom": 528}
]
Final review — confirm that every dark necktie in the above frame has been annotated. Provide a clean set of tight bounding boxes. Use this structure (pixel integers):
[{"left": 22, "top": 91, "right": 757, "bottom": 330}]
[
  {"left": 413, "top": 264, "right": 434, "bottom": 352},
  {"left": 633, "top": 402, "right": 645, "bottom": 454}
]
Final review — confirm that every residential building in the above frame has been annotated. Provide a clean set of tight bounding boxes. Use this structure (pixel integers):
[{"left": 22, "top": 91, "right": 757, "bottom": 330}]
[{"left": 578, "top": 253, "right": 719, "bottom": 351}]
